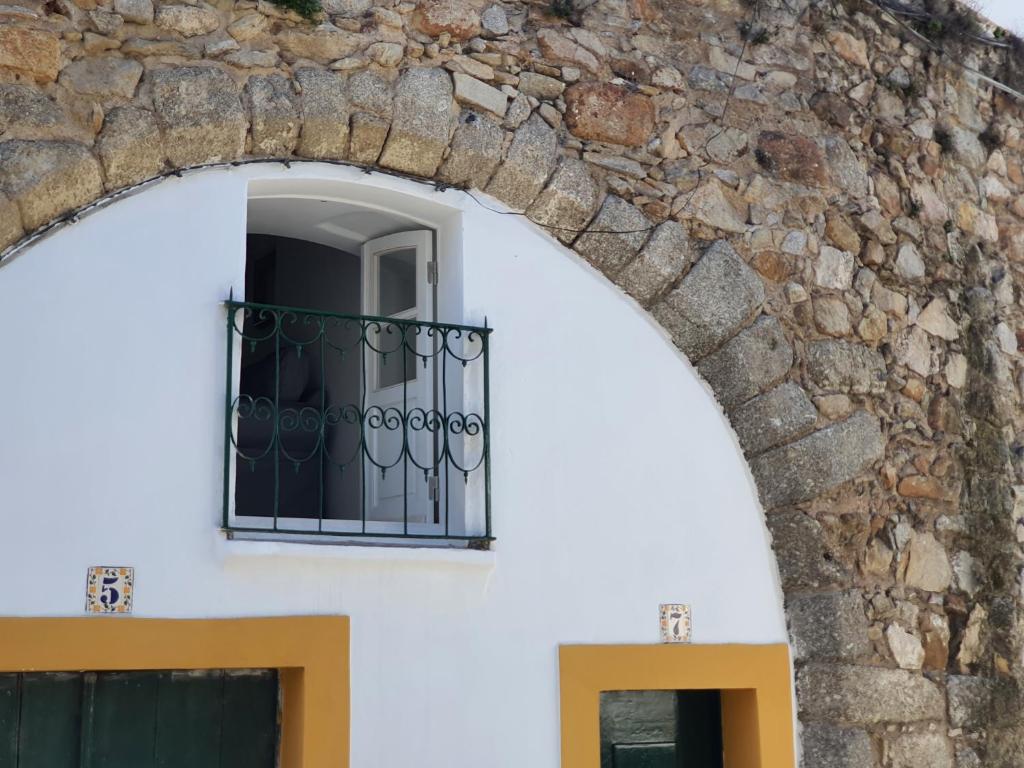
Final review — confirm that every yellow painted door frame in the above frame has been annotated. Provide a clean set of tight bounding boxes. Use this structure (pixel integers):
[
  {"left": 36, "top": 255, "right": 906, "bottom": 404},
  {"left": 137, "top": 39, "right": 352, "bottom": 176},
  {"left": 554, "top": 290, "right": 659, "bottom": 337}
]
[
  {"left": 559, "top": 643, "right": 795, "bottom": 768},
  {"left": 0, "top": 616, "right": 349, "bottom": 768}
]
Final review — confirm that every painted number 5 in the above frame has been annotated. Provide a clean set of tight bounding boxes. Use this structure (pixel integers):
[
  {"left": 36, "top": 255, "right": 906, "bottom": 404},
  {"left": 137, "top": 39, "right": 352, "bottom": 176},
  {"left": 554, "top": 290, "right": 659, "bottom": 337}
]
[{"left": 100, "top": 576, "right": 120, "bottom": 607}]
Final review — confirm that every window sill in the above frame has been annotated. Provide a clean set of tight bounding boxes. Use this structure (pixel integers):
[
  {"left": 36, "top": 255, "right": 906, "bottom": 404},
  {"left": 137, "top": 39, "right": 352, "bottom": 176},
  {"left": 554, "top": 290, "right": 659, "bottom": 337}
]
[{"left": 216, "top": 532, "right": 497, "bottom": 568}]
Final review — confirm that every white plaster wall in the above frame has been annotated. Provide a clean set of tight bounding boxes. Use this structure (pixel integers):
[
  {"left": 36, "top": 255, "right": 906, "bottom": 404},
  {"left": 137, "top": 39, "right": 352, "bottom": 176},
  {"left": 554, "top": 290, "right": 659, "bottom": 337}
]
[{"left": 0, "top": 164, "right": 787, "bottom": 768}]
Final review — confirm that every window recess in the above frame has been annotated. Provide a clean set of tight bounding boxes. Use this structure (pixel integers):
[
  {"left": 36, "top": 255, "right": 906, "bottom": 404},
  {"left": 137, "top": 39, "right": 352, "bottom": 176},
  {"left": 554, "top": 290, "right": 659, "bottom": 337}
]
[{"left": 223, "top": 229, "right": 492, "bottom": 546}]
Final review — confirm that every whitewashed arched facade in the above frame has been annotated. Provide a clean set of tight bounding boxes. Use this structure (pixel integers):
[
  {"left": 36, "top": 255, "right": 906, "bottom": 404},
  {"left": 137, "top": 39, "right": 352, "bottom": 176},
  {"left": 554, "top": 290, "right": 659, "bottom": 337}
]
[{"left": 0, "top": 163, "right": 787, "bottom": 767}]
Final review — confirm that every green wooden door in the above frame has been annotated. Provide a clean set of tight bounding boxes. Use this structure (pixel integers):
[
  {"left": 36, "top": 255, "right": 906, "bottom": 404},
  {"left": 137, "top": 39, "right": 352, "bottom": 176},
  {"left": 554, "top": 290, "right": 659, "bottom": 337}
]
[
  {"left": 0, "top": 670, "right": 278, "bottom": 768},
  {"left": 600, "top": 690, "right": 724, "bottom": 768}
]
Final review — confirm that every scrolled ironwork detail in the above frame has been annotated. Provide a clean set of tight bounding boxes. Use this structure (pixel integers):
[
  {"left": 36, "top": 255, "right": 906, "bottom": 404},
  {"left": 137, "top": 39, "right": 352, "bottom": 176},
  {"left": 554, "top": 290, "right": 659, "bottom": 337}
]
[{"left": 223, "top": 299, "right": 492, "bottom": 542}]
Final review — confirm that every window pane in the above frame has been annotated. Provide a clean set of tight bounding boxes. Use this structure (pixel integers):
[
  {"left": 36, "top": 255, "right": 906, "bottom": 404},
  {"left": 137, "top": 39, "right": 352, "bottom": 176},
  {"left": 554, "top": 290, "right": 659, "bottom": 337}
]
[
  {"left": 378, "top": 334, "right": 417, "bottom": 389},
  {"left": 378, "top": 248, "right": 417, "bottom": 316}
]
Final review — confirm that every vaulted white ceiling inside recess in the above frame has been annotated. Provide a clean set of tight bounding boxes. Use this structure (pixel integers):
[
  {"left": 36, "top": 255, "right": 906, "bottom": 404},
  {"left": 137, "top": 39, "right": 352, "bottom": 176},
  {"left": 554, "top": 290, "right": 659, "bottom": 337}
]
[{"left": 247, "top": 197, "right": 424, "bottom": 254}]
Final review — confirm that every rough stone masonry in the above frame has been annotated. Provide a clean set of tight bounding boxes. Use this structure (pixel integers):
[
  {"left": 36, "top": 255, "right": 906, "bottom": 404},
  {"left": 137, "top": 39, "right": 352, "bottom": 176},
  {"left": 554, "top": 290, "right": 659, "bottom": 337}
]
[{"left": 2, "top": 0, "right": 1024, "bottom": 764}]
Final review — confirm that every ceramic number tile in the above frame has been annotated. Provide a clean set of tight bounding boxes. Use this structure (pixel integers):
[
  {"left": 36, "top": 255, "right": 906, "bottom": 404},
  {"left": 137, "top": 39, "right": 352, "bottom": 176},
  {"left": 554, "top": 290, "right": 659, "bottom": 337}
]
[
  {"left": 85, "top": 566, "right": 134, "bottom": 614},
  {"left": 659, "top": 603, "right": 691, "bottom": 643}
]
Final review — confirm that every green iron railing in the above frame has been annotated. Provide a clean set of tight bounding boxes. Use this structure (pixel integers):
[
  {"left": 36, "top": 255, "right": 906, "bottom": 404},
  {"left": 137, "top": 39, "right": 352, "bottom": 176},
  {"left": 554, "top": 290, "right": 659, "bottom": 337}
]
[{"left": 222, "top": 299, "right": 492, "bottom": 544}]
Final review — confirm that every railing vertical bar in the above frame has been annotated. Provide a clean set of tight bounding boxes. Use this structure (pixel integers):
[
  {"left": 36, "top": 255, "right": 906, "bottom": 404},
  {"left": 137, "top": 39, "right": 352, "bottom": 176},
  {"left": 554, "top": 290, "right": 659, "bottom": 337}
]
[
  {"left": 442, "top": 330, "right": 450, "bottom": 538},
  {"left": 273, "top": 310, "right": 281, "bottom": 531},
  {"left": 222, "top": 303, "right": 235, "bottom": 530},
  {"left": 430, "top": 329, "right": 441, "bottom": 526},
  {"left": 360, "top": 319, "right": 367, "bottom": 535},
  {"left": 483, "top": 326, "right": 492, "bottom": 541},
  {"left": 318, "top": 316, "right": 326, "bottom": 533},
  {"left": 402, "top": 323, "right": 408, "bottom": 537}
]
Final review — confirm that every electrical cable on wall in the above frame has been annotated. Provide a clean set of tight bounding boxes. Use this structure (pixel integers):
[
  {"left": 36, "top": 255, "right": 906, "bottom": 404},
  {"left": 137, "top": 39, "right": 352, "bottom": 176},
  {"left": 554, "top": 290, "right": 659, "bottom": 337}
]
[{"left": 832, "top": 0, "right": 1024, "bottom": 101}]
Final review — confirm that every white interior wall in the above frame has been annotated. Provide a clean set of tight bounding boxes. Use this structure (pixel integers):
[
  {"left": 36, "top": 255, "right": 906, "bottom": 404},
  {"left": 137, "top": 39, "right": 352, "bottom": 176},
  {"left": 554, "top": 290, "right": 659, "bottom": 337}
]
[{"left": 0, "top": 164, "right": 787, "bottom": 768}]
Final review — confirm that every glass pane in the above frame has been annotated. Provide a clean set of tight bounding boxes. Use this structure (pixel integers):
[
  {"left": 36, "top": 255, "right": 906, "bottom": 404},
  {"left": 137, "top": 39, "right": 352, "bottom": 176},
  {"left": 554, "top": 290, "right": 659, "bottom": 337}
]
[
  {"left": 378, "top": 332, "right": 417, "bottom": 389},
  {"left": 378, "top": 248, "right": 417, "bottom": 316}
]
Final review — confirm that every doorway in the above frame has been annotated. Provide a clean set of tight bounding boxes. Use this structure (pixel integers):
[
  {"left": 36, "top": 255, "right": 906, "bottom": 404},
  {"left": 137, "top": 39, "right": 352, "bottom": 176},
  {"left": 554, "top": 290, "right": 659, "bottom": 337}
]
[
  {"left": 600, "top": 690, "right": 724, "bottom": 768},
  {"left": 232, "top": 223, "right": 441, "bottom": 531}
]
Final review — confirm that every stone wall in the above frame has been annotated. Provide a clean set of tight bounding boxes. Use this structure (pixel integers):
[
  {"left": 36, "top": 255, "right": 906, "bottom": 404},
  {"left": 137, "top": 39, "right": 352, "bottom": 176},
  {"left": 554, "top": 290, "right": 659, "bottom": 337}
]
[{"left": 2, "top": 0, "right": 1024, "bottom": 764}]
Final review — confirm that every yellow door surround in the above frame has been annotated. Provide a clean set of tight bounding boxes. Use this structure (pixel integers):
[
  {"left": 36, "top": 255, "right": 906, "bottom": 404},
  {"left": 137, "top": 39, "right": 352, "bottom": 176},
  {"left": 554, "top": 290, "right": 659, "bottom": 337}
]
[
  {"left": 559, "top": 643, "right": 795, "bottom": 768},
  {"left": 0, "top": 616, "right": 349, "bottom": 768}
]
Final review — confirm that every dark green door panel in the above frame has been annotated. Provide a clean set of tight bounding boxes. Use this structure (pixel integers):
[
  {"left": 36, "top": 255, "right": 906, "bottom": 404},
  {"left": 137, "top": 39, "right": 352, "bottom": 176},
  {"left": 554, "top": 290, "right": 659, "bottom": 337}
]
[
  {"left": 155, "top": 672, "right": 225, "bottom": 768},
  {"left": 613, "top": 743, "right": 677, "bottom": 768},
  {"left": 19, "top": 674, "right": 82, "bottom": 768},
  {"left": 0, "top": 670, "right": 278, "bottom": 768},
  {"left": 218, "top": 673, "right": 278, "bottom": 768},
  {"left": 0, "top": 675, "right": 19, "bottom": 768},
  {"left": 601, "top": 689, "right": 724, "bottom": 768},
  {"left": 91, "top": 671, "right": 160, "bottom": 768}
]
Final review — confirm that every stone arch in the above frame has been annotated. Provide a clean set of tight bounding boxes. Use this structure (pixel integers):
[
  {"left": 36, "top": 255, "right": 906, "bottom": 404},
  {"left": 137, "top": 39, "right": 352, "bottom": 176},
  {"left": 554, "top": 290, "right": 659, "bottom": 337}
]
[
  {"left": 0, "top": 62, "right": 884, "bottom": 735},
  {"left": 0, "top": 59, "right": 884, "bottom": 524},
  {"left": 0, "top": 64, "right": 883, "bottom": 482},
  {"left": 4, "top": 0, "right": 992, "bottom": 758}
]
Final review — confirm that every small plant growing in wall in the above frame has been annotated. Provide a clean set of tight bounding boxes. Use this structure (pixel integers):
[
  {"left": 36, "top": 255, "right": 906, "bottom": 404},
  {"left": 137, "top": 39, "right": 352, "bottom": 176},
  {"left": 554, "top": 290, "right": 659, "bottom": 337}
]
[
  {"left": 1001, "top": 33, "right": 1024, "bottom": 93},
  {"left": 933, "top": 126, "right": 954, "bottom": 154},
  {"left": 550, "top": 0, "right": 575, "bottom": 19},
  {"left": 979, "top": 123, "right": 1002, "bottom": 153},
  {"left": 880, "top": 75, "right": 918, "bottom": 100},
  {"left": 738, "top": 20, "right": 771, "bottom": 45},
  {"left": 269, "top": 0, "right": 321, "bottom": 20},
  {"left": 917, "top": 0, "right": 983, "bottom": 48}
]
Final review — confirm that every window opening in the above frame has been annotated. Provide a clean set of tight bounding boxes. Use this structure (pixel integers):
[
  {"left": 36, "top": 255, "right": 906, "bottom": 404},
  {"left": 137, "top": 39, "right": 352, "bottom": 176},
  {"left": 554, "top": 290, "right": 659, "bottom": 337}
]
[{"left": 226, "top": 217, "right": 491, "bottom": 543}]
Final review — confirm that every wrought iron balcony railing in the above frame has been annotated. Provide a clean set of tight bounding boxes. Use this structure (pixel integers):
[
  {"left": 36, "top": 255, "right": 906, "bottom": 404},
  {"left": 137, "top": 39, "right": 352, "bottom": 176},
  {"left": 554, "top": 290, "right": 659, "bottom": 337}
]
[{"left": 222, "top": 300, "right": 492, "bottom": 544}]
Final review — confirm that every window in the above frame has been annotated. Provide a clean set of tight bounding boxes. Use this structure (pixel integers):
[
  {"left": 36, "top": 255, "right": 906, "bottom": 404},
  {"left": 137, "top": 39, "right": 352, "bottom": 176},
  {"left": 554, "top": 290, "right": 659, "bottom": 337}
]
[{"left": 224, "top": 199, "right": 491, "bottom": 545}]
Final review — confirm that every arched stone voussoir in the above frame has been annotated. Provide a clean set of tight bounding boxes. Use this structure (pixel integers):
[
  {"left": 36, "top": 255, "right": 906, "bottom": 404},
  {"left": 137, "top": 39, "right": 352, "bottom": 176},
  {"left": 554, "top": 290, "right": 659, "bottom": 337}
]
[
  {"left": 294, "top": 68, "right": 351, "bottom": 161},
  {"left": 617, "top": 220, "right": 693, "bottom": 307},
  {"left": 484, "top": 112, "right": 559, "bottom": 211},
  {"left": 246, "top": 75, "right": 301, "bottom": 159},
  {"left": 438, "top": 110, "right": 505, "bottom": 191},
  {"left": 697, "top": 314, "right": 794, "bottom": 411},
  {"left": 574, "top": 194, "right": 652, "bottom": 276},
  {"left": 0, "top": 140, "right": 104, "bottom": 234},
  {"left": 628, "top": 238, "right": 883, "bottom": 518},
  {"left": 731, "top": 382, "right": 818, "bottom": 458},
  {"left": 0, "top": 191, "right": 23, "bottom": 250},
  {"left": 526, "top": 157, "right": 601, "bottom": 246},
  {"left": 378, "top": 67, "right": 457, "bottom": 178},
  {"left": 751, "top": 411, "right": 885, "bottom": 511},
  {"left": 651, "top": 239, "right": 765, "bottom": 361},
  {"left": 150, "top": 67, "right": 248, "bottom": 168},
  {"left": 97, "top": 106, "right": 167, "bottom": 191}
]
